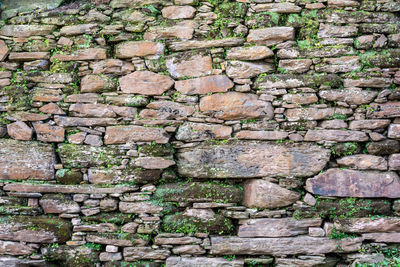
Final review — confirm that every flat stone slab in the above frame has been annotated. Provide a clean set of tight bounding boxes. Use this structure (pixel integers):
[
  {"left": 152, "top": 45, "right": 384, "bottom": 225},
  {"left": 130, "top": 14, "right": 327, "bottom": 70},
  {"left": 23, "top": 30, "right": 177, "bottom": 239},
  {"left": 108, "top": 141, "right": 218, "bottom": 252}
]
[
  {"left": 0, "top": 139, "right": 55, "bottom": 180},
  {"left": 3, "top": 183, "right": 137, "bottom": 194},
  {"left": 306, "top": 169, "right": 400, "bottom": 198},
  {"left": 210, "top": 236, "right": 363, "bottom": 256},
  {"left": 166, "top": 257, "right": 244, "bottom": 267},
  {"left": 177, "top": 141, "right": 330, "bottom": 178},
  {"left": 1, "top": 0, "right": 63, "bottom": 19}
]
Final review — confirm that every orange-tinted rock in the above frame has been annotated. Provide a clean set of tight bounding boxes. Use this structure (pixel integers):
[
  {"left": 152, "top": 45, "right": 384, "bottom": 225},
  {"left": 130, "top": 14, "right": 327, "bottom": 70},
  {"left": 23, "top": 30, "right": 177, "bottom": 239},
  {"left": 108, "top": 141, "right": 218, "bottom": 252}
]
[
  {"left": 33, "top": 123, "right": 65, "bottom": 143},
  {"left": 0, "top": 139, "right": 55, "bottom": 180},
  {"left": 337, "top": 154, "right": 387, "bottom": 170},
  {"left": 69, "top": 104, "right": 116, "bottom": 118},
  {"left": 54, "top": 116, "right": 117, "bottom": 127},
  {"left": 81, "top": 75, "right": 116, "bottom": 93},
  {"left": 306, "top": 169, "right": 400, "bottom": 198},
  {"left": 161, "top": 6, "right": 196, "bottom": 19},
  {"left": 104, "top": 125, "right": 169, "bottom": 144},
  {"left": 120, "top": 71, "right": 174, "bottom": 95},
  {"left": 7, "top": 121, "right": 32, "bottom": 140},
  {"left": 176, "top": 122, "right": 232, "bottom": 141},
  {"left": 0, "top": 25, "right": 56, "bottom": 37},
  {"left": 0, "top": 40, "right": 10, "bottom": 61},
  {"left": 140, "top": 101, "right": 195, "bottom": 119},
  {"left": 115, "top": 41, "right": 164, "bottom": 58},
  {"left": 51, "top": 48, "right": 106, "bottom": 61},
  {"left": 39, "top": 103, "right": 66, "bottom": 115},
  {"left": 226, "top": 46, "right": 274, "bottom": 60},
  {"left": 200, "top": 92, "right": 273, "bottom": 120},
  {"left": 166, "top": 54, "right": 212, "bottom": 79},
  {"left": 175, "top": 75, "right": 233, "bottom": 95},
  {"left": 8, "top": 52, "right": 49, "bottom": 61},
  {"left": 144, "top": 23, "right": 194, "bottom": 41},
  {"left": 243, "top": 179, "right": 300, "bottom": 209},
  {"left": 60, "top": 24, "right": 99, "bottom": 36},
  {"left": 6, "top": 112, "right": 50, "bottom": 122}
]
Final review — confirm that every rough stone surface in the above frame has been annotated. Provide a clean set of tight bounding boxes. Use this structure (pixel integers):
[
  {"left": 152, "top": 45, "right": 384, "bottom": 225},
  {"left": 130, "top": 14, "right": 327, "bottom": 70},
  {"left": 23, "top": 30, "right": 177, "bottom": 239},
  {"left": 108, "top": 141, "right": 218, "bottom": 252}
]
[
  {"left": 120, "top": 71, "right": 174, "bottom": 95},
  {"left": 306, "top": 169, "right": 400, "bottom": 198},
  {"left": 175, "top": 75, "right": 234, "bottom": 95},
  {"left": 177, "top": 141, "right": 330, "bottom": 178}
]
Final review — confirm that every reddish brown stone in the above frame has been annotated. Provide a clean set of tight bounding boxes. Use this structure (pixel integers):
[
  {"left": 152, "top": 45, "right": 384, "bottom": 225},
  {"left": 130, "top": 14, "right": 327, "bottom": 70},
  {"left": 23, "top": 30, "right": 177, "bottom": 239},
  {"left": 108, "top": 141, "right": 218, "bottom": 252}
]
[
  {"left": 235, "top": 130, "right": 288, "bottom": 140},
  {"left": 69, "top": 104, "right": 116, "bottom": 118},
  {"left": 161, "top": 6, "right": 196, "bottom": 19},
  {"left": 200, "top": 92, "right": 273, "bottom": 120},
  {"left": 175, "top": 75, "right": 233, "bottom": 95},
  {"left": 389, "top": 154, "right": 400, "bottom": 170},
  {"left": 33, "top": 123, "right": 65, "bottom": 143},
  {"left": 115, "top": 41, "right": 164, "bottom": 58},
  {"left": 54, "top": 116, "right": 117, "bottom": 127},
  {"left": 140, "top": 101, "right": 195, "bottom": 120},
  {"left": 306, "top": 169, "right": 400, "bottom": 198},
  {"left": 7, "top": 112, "right": 50, "bottom": 122},
  {"left": 90, "top": 59, "right": 135, "bottom": 75},
  {"left": 8, "top": 52, "right": 49, "bottom": 61},
  {"left": 39, "top": 103, "right": 66, "bottom": 115},
  {"left": 166, "top": 54, "right": 212, "bottom": 79},
  {"left": 7, "top": 121, "right": 32, "bottom": 140},
  {"left": 81, "top": 75, "right": 116, "bottom": 93},
  {"left": 304, "top": 130, "right": 369, "bottom": 142},
  {"left": 120, "top": 71, "right": 174, "bottom": 95},
  {"left": 243, "top": 179, "right": 300, "bottom": 209},
  {"left": 104, "top": 125, "right": 169, "bottom": 144},
  {"left": 0, "top": 40, "right": 10, "bottom": 61},
  {"left": 144, "top": 23, "right": 194, "bottom": 41},
  {"left": 367, "top": 102, "right": 400, "bottom": 118},
  {"left": 176, "top": 122, "right": 232, "bottom": 142},
  {"left": 39, "top": 194, "right": 80, "bottom": 214},
  {"left": 0, "top": 25, "right": 56, "bottom": 37},
  {"left": 335, "top": 217, "right": 400, "bottom": 233},
  {"left": 247, "top": 27, "right": 295, "bottom": 46},
  {"left": 337, "top": 155, "right": 387, "bottom": 170},
  {"left": 51, "top": 48, "right": 107, "bottom": 62},
  {"left": 349, "top": 119, "right": 390, "bottom": 130},
  {"left": 226, "top": 46, "right": 274, "bottom": 60}
]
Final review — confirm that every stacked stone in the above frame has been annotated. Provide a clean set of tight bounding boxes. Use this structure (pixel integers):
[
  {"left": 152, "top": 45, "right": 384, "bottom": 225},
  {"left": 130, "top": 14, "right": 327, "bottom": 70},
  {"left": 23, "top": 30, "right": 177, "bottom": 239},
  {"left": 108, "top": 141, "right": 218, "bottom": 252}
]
[{"left": 0, "top": 0, "right": 400, "bottom": 266}]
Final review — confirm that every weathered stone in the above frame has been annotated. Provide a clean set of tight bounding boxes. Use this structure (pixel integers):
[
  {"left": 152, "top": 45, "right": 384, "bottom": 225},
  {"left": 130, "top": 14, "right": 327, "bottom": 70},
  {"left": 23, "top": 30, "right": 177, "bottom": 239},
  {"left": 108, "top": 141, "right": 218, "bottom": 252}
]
[
  {"left": 247, "top": 27, "right": 295, "bottom": 46},
  {"left": 0, "top": 139, "right": 55, "bottom": 180},
  {"left": 389, "top": 154, "right": 400, "bottom": 170},
  {"left": 367, "top": 140, "right": 400, "bottom": 155},
  {"left": 115, "top": 41, "right": 164, "bottom": 58},
  {"left": 253, "top": 3, "right": 301, "bottom": 13},
  {"left": 318, "top": 24, "right": 358, "bottom": 38},
  {"left": 226, "top": 61, "right": 274, "bottom": 79},
  {"left": 388, "top": 124, "right": 400, "bottom": 138},
  {"left": 275, "top": 256, "right": 338, "bottom": 267},
  {"left": 319, "top": 88, "right": 377, "bottom": 105},
  {"left": 226, "top": 46, "right": 273, "bottom": 60},
  {"left": 328, "top": 0, "right": 359, "bottom": 7},
  {"left": 168, "top": 38, "right": 245, "bottom": 51},
  {"left": 0, "top": 241, "right": 35, "bottom": 256},
  {"left": 74, "top": 223, "right": 118, "bottom": 233},
  {"left": 176, "top": 122, "right": 232, "bottom": 141},
  {"left": 337, "top": 155, "right": 387, "bottom": 170},
  {"left": 235, "top": 131, "right": 288, "bottom": 140},
  {"left": 0, "top": 216, "right": 71, "bottom": 243},
  {"left": 155, "top": 182, "right": 243, "bottom": 203},
  {"left": 335, "top": 217, "right": 400, "bottom": 233},
  {"left": 166, "top": 256, "right": 244, "bottom": 267},
  {"left": 344, "top": 77, "right": 392, "bottom": 88},
  {"left": 315, "top": 56, "right": 361, "bottom": 73},
  {"left": 306, "top": 169, "right": 400, "bottom": 198},
  {"left": 104, "top": 125, "right": 169, "bottom": 144},
  {"left": 367, "top": 102, "right": 400, "bottom": 118},
  {"left": 282, "top": 93, "right": 318, "bottom": 105},
  {"left": 39, "top": 103, "right": 65, "bottom": 115},
  {"left": 123, "top": 247, "right": 170, "bottom": 261},
  {"left": 90, "top": 59, "right": 135, "bottom": 75},
  {"left": 161, "top": 6, "right": 196, "bottom": 19},
  {"left": 133, "top": 157, "right": 175, "bottom": 169},
  {"left": 199, "top": 92, "right": 273, "bottom": 120},
  {"left": 243, "top": 179, "right": 300, "bottom": 209},
  {"left": 60, "top": 24, "right": 99, "bottom": 36},
  {"left": 304, "top": 130, "right": 369, "bottom": 142},
  {"left": 177, "top": 141, "right": 330, "bottom": 178},
  {"left": 175, "top": 75, "right": 233, "bottom": 95},
  {"left": 349, "top": 119, "right": 390, "bottom": 130},
  {"left": 362, "top": 232, "right": 400, "bottom": 243},
  {"left": 255, "top": 74, "right": 341, "bottom": 89},
  {"left": 54, "top": 116, "right": 117, "bottom": 127},
  {"left": 39, "top": 194, "right": 80, "bottom": 214},
  {"left": 0, "top": 40, "right": 9, "bottom": 61},
  {"left": 1, "top": 0, "right": 63, "bottom": 19},
  {"left": 166, "top": 54, "right": 212, "bottom": 79},
  {"left": 140, "top": 101, "right": 194, "bottom": 119},
  {"left": 238, "top": 218, "right": 322, "bottom": 237},
  {"left": 210, "top": 236, "right": 362, "bottom": 255},
  {"left": 144, "top": 23, "right": 194, "bottom": 41},
  {"left": 0, "top": 25, "right": 56, "bottom": 37},
  {"left": 58, "top": 144, "right": 123, "bottom": 168},
  {"left": 33, "top": 123, "right": 65, "bottom": 143},
  {"left": 285, "top": 107, "right": 352, "bottom": 121},
  {"left": 87, "top": 233, "right": 146, "bottom": 247},
  {"left": 172, "top": 245, "right": 205, "bottom": 255},
  {"left": 99, "top": 252, "right": 122, "bottom": 262},
  {"left": 9, "top": 52, "right": 49, "bottom": 61},
  {"left": 51, "top": 48, "right": 106, "bottom": 62},
  {"left": 7, "top": 121, "right": 32, "bottom": 140},
  {"left": 120, "top": 71, "right": 174, "bottom": 95},
  {"left": 278, "top": 59, "right": 312, "bottom": 74},
  {"left": 119, "top": 201, "right": 163, "bottom": 214},
  {"left": 69, "top": 104, "right": 116, "bottom": 118},
  {"left": 81, "top": 75, "right": 116, "bottom": 93}
]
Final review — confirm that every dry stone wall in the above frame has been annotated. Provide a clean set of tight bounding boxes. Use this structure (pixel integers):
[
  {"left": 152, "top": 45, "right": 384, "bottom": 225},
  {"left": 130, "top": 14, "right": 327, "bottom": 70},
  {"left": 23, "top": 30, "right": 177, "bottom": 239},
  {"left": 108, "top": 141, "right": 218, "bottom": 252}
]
[{"left": 0, "top": 0, "right": 400, "bottom": 266}]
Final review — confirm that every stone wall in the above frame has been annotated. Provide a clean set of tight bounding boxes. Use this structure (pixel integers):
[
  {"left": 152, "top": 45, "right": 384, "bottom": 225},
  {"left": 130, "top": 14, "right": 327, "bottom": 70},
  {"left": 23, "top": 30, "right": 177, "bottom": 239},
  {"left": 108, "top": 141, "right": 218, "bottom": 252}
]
[{"left": 0, "top": 0, "right": 400, "bottom": 266}]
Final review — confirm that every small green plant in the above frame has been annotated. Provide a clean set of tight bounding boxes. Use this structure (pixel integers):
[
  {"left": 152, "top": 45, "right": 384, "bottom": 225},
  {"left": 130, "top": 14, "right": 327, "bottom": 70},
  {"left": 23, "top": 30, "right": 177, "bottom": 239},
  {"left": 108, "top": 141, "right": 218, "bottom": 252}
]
[{"left": 329, "top": 227, "right": 357, "bottom": 240}]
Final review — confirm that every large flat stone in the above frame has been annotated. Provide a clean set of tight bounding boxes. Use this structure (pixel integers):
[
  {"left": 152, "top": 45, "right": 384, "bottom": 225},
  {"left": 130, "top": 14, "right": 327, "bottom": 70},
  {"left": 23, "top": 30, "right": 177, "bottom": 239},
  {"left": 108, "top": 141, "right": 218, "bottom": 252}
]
[
  {"left": 1, "top": 0, "right": 63, "bottom": 19},
  {"left": 247, "top": 27, "right": 295, "bottom": 46},
  {"left": 367, "top": 102, "right": 400, "bottom": 118},
  {"left": 3, "top": 183, "right": 137, "bottom": 194},
  {"left": 104, "top": 125, "right": 169, "bottom": 144},
  {"left": 335, "top": 217, "right": 400, "bottom": 233},
  {"left": 304, "top": 130, "right": 369, "bottom": 142},
  {"left": 177, "top": 141, "right": 330, "bottom": 178},
  {"left": 166, "top": 257, "right": 244, "bottom": 267},
  {"left": 210, "top": 236, "right": 362, "bottom": 256},
  {"left": 168, "top": 38, "right": 245, "bottom": 51},
  {"left": 120, "top": 71, "right": 174, "bottom": 95},
  {"left": 306, "top": 169, "right": 400, "bottom": 198},
  {"left": 0, "top": 25, "right": 56, "bottom": 37},
  {"left": 175, "top": 75, "right": 233, "bottom": 95},
  {"left": 0, "top": 139, "right": 55, "bottom": 180},
  {"left": 238, "top": 218, "right": 322, "bottom": 238},
  {"left": 0, "top": 241, "right": 35, "bottom": 256}
]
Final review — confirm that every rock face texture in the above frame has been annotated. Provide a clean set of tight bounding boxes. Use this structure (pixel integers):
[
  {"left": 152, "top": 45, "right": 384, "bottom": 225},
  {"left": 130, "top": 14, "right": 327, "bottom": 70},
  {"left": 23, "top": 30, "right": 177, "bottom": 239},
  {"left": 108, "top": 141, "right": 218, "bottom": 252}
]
[{"left": 0, "top": 0, "right": 400, "bottom": 266}]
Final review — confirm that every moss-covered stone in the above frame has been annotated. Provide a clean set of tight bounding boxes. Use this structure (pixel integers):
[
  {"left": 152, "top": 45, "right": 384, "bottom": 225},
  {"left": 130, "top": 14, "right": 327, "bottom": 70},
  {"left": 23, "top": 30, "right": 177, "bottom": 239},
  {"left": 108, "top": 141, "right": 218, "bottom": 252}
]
[
  {"left": 81, "top": 213, "right": 134, "bottom": 225},
  {"left": 56, "top": 169, "right": 83, "bottom": 185},
  {"left": 154, "top": 182, "right": 243, "bottom": 203}
]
